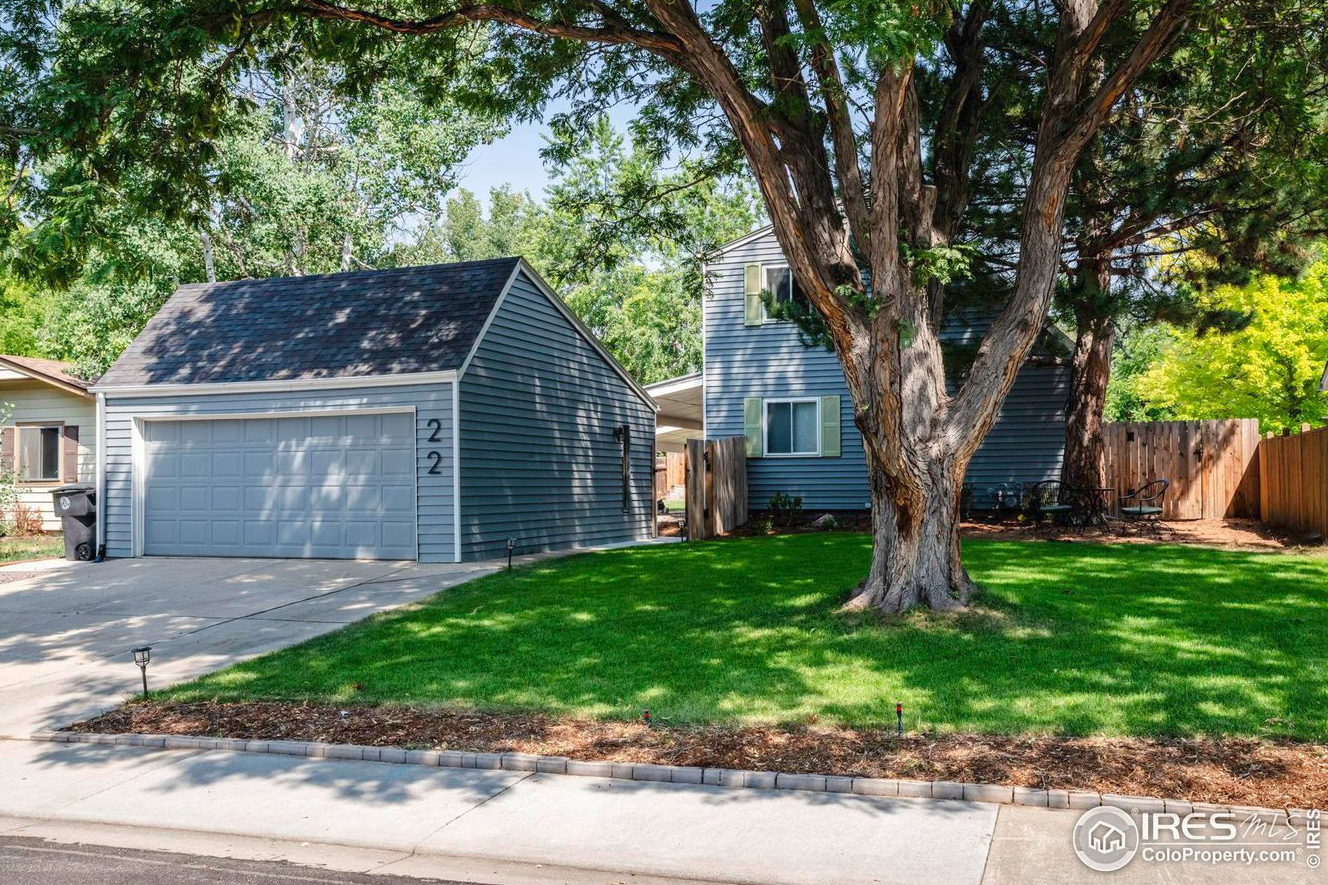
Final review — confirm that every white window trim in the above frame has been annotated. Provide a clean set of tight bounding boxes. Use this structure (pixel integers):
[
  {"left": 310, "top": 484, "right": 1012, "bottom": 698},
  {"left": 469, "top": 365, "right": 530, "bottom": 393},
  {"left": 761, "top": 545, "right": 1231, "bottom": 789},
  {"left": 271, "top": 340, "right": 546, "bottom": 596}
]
[
  {"left": 14, "top": 422, "right": 64, "bottom": 485},
  {"left": 762, "top": 397, "right": 820, "bottom": 458},
  {"left": 760, "top": 264, "right": 797, "bottom": 325}
]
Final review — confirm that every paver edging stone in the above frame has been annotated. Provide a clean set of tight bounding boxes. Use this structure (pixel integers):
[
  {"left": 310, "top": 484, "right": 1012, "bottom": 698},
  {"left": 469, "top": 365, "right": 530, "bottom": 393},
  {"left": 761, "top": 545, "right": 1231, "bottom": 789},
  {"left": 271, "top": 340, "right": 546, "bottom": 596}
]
[{"left": 28, "top": 730, "right": 1302, "bottom": 820}]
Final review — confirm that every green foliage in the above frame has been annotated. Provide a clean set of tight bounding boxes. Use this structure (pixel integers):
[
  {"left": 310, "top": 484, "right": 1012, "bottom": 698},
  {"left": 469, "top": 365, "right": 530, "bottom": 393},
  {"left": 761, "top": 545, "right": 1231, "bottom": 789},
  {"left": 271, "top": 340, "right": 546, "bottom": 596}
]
[
  {"left": 767, "top": 492, "right": 804, "bottom": 527},
  {"left": 1116, "top": 259, "right": 1328, "bottom": 432},
  {"left": 1104, "top": 324, "right": 1178, "bottom": 423},
  {"left": 0, "top": 271, "right": 52, "bottom": 356},
  {"left": 391, "top": 117, "right": 763, "bottom": 384},
  {"left": 159, "top": 533, "right": 1328, "bottom": 739}
]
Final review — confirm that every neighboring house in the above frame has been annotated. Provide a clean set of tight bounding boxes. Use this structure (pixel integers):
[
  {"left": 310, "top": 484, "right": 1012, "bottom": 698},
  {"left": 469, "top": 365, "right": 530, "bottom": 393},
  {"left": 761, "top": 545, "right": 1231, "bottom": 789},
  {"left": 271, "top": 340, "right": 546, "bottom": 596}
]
[
  {"left": 90, "top": 258, "right": 656, "bottom": 562},
  {"left": 648, "top": 226, "right": 1070, "bottom": 512},
  {"left": 0, "top": 355, "right": 96, "bottom": 531}
]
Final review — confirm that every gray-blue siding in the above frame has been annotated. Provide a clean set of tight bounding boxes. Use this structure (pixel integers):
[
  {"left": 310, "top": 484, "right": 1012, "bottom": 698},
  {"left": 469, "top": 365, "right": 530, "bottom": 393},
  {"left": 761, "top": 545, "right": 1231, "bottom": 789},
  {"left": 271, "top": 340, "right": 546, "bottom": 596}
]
[
  {"left": 703, "top": 233, "right": 1068, "bottom": 511},
  {"left": 100, "top": 383, "right": 456, "bottom": 561},
  {"left": 458, "top": 272, "right": 655, "bottom": 560}
]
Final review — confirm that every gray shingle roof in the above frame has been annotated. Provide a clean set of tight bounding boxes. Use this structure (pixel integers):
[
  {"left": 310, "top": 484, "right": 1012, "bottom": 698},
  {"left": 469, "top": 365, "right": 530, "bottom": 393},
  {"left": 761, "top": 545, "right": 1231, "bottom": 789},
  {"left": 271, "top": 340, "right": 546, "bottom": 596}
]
[{"left": 96, "top": 258, "right": 521, "bottom": 387}]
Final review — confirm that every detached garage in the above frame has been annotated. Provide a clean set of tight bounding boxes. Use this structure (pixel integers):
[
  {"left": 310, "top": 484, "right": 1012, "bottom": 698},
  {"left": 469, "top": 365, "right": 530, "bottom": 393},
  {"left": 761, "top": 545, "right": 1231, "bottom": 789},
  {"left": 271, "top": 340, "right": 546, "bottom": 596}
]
[{"left": 91, "top": 258, "right": 657, "bottom": 563}]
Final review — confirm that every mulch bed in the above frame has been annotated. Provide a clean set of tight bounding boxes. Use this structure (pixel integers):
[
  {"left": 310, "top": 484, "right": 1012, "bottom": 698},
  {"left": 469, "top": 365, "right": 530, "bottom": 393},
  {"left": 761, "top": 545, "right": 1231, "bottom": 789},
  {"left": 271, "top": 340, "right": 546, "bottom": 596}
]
[{"left": 68, "top": 701, "right": 1327, "bottom": 809}]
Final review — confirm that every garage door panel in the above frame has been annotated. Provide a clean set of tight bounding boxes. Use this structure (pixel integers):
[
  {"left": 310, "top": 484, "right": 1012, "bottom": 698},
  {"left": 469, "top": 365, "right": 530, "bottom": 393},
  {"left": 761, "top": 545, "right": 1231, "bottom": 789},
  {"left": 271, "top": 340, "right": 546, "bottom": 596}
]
[
  {"left": 180, "top": 422, "right": 212, "bottom": 444},
  {"left": 212, "top": 452, "right": 242, "bottom": 477},
  {"left": 382, "top": 485, "right": 414, "bottom": 511},
  {"left": 211, "top": 520, "right": 240, "bottom": 545},
  {"left": 381, "top": 450, "right": 414, "bottom": 476},
  {"left": 179, "top": 520, "right": 209, "bottom": 545},
  {"left": 145, "top": 415, "right": 416, "bottom": 560},
  {"left": 146, "top": 519, "right": 178, "bottom": 545}
]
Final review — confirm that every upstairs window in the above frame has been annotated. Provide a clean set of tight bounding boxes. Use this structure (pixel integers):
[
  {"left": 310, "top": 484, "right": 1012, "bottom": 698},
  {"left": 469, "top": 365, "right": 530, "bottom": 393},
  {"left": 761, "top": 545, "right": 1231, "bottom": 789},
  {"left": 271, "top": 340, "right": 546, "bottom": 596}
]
[
  {"left": 765, "top": 399, "right": 819, "bottom": 456},
  {"left": 17, "top": 424, "right": 61, "bottom": 482},
  {"left": 762, "top": 265, "right": 807, "bottom": 320}
]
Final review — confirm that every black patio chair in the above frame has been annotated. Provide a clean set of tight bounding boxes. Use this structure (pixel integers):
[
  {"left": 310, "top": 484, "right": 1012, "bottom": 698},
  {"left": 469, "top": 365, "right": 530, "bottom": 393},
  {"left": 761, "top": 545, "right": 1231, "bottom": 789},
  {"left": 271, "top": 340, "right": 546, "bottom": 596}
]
[
  {"left": 1025, "top": 480, "right": 1075, "bottom": 526},
  {"left": 1119, "top": 479, "right": 1169, "bottom": 531}
]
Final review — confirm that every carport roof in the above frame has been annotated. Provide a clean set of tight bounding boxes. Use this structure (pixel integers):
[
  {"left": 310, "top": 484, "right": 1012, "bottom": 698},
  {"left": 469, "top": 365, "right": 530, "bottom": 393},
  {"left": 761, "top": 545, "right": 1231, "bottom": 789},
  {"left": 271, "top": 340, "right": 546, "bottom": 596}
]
[{"left": 95, "top": 257, "right": 522, "bottom": 388}]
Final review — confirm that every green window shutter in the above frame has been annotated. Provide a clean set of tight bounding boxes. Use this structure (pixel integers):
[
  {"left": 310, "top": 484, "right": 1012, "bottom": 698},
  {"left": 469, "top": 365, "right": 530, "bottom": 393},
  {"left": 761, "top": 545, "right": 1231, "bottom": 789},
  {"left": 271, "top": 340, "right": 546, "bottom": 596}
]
[
  {"left": 820, "top": 396, "right": 841, "bottom": 457},
  {"left": 743, "top": 263, "right": 763, "bottom": 326},
  {"left": 743, "top": 397, "right": 763, "bottom": 457}
]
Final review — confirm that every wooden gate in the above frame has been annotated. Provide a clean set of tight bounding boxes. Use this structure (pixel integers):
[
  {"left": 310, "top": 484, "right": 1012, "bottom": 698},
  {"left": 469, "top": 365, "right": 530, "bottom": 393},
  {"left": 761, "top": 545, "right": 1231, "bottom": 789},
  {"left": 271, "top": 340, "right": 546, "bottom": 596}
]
[
  {"left": 684, "top": 436, "right": 748, "bottom": 540},
  {"left": 1101, "top": 419, "right": 1261, "bottom": 520},
  {"left": 1259, "top": 424, "right": 1328, "bottom": 538}
]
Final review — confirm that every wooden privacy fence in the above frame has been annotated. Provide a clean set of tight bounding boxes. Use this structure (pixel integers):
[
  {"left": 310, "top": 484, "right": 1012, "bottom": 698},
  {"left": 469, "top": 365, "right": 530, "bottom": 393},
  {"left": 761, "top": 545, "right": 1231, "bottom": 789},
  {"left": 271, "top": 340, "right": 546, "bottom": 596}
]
[
  {"left": 653, "top": 453, "right": 687, "bottom": 503},
  {"left": 1259, "top": 424, "right": 1328, "bottom": 538},
  {"left": 684, "top": 436, "right": 748, "bottom": 540},
  {"left": 1101, "top": 419, "right": 1261, "bottom": 520},
  {"left": 664, "top": 452, "right": 686, "bottom": 487}
]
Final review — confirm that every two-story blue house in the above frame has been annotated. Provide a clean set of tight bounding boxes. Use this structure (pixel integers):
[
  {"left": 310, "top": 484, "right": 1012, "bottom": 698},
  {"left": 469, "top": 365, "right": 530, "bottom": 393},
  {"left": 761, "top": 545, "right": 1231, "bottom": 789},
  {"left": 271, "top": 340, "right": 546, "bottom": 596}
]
[{"left": 649, "top": 225, "right": 1071, "bottom": 513}]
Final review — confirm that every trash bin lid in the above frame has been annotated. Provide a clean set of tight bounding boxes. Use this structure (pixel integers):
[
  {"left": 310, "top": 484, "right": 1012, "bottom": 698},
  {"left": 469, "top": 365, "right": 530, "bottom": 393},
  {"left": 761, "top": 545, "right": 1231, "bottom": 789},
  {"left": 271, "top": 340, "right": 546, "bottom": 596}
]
[{"left": 51, "top": 483, "right": 96, "bottom": 494}]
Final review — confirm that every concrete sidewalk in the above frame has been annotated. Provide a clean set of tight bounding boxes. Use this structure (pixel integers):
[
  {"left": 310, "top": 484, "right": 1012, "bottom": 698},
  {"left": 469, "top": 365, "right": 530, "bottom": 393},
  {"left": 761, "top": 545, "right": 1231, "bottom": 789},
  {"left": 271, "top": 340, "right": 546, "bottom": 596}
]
[
  {"left": 2, "top": 740, "right": 1315, "bottom": 885},
  {"left": 0, "top": 738, "right": 991, "bottom": 885}
]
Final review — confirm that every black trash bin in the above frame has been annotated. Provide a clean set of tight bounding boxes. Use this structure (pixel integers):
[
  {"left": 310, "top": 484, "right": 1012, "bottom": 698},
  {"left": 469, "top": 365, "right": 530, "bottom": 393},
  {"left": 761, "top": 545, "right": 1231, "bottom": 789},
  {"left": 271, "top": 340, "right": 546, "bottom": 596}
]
[{"left": 50, "top": 484, "right": 96, "bottom": 562}]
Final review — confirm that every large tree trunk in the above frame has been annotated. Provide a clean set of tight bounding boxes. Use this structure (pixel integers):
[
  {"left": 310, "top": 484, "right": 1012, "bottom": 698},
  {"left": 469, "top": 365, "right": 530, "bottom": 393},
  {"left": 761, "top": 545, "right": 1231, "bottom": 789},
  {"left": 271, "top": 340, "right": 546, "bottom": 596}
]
[
  {"left": 848, "top": 452, "right": 971, "bottom": 613},
  {"left": 1061, "top": 261, "right": 1115, "bottom": 490}
]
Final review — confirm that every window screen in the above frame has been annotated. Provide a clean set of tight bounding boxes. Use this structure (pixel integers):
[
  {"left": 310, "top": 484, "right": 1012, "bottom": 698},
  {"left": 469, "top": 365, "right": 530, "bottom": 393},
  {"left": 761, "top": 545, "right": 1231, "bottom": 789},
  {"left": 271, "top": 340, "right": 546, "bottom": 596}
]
[
  {"left": 765, "top": 401, "right": 818, "bottom": 455},
  {"left": 17, "top": 426, "right": 60, "bottom": 482}
]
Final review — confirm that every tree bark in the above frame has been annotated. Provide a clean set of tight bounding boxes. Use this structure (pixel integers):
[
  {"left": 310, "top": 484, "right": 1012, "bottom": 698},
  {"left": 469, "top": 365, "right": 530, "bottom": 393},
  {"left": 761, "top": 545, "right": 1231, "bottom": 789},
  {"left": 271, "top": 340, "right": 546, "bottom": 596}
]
[
  {"left": 1061, "top": 261, "right": 1115, "bottom": 490},
  {"left": 847, "top": 447, "right": 971, "bottom": 613}
]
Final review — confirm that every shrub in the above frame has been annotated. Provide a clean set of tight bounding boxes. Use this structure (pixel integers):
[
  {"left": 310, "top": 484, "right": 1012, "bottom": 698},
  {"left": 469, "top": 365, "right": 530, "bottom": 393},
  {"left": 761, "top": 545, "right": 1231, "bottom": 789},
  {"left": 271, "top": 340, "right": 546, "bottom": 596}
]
[{"left": 767, "top": 492, "right": 803, "bottom": 527}]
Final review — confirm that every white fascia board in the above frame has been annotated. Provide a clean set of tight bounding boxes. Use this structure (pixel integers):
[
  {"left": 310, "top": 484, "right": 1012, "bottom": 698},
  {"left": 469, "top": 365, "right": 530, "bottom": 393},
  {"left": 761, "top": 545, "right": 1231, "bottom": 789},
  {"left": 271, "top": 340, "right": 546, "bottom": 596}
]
[
  {"left": 91, "top": 370, "right": 458, "bottom": 398},
  {"left": 643, "top": 372, "right": 703, "bottom": 400},
  {"left": 706, "top": 223, "right": 775, "bottom": 259}
]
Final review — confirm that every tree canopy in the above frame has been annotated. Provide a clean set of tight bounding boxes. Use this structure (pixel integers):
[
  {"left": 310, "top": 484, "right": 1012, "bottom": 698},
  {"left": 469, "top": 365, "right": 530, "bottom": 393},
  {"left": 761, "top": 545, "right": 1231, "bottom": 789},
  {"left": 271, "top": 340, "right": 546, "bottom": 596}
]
[
  {"left": 1117, "top": 257, "right": 1328, "bottom": 432},
  {"left": 7, "top": 0, "right": 1327, "bottom": 611}
]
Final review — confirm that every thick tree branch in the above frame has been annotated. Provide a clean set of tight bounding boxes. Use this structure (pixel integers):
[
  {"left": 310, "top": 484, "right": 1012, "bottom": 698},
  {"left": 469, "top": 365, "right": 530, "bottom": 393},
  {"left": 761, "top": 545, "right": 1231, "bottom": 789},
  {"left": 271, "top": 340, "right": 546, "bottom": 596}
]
[
  {"left": 949, "top": 0, "right": 1195, "bottom": 447},
  {"left": 1054, "top": 0, "right": 1198, "bottom": 162},
  {"left": 289, "top": 0, "right": 685, "bottom": 56},
  {"left": 792, "top": 0, "right": 871, "bottom": 258}
]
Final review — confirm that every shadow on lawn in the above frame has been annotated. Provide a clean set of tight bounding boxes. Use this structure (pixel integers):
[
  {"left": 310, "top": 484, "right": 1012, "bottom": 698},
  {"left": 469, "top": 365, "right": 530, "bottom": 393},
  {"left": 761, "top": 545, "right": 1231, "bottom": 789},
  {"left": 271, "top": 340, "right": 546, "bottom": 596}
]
[{"left": 162, "top": 534, "right": 1327, "bottom": 742}]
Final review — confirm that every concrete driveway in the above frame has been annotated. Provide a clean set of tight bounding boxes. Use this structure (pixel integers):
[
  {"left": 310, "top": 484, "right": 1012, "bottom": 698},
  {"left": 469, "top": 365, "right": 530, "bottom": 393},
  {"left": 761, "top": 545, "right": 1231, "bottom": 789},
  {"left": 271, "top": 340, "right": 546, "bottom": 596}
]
[{"left": 0, "top": 556, "right": 506, "bottom": 737}]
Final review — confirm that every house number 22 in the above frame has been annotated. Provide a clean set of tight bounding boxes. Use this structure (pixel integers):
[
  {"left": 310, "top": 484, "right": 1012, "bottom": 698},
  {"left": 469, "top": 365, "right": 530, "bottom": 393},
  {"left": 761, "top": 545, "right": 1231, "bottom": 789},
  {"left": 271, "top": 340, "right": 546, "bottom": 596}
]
[{"left": 425, "top": 418, "right": 443, "bottom": 474}]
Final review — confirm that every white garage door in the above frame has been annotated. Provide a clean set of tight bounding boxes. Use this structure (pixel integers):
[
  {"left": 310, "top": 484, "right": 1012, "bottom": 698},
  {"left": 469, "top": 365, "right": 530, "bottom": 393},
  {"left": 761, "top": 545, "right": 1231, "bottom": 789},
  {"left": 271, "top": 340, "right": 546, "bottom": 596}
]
[{"left": 142, "top": 413, "right": 417, "bottom": 560}]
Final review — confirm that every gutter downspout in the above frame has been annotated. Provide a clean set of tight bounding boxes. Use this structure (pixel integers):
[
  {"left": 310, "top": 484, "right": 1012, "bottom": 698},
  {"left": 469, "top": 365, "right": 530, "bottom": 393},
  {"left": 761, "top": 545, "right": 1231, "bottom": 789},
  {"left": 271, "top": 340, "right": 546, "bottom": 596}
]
[{"left": 95, "top": 391, "right": 106, "bottom": 561}]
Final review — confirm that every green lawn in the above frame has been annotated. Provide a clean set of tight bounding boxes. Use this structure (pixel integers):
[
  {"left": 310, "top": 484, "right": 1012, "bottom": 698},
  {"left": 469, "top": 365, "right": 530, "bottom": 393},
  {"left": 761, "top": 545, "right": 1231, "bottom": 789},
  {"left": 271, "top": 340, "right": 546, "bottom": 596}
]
[
  {"left": 0, "top": 534, "right": 64, "bottom": 563},
  {"left": 162, "top": 534, "right": 1328, "bottom": 741}
]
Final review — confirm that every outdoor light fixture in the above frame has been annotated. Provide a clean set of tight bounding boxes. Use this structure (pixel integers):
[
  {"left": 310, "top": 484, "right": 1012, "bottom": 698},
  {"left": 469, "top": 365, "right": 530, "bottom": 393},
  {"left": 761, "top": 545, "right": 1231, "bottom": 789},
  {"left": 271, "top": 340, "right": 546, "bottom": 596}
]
[
  {"left": 132, "top": 646, "right": 152, "bottom": 697},
  {"left": 506, "top": 537, "right": 517, "bottom": 570}
]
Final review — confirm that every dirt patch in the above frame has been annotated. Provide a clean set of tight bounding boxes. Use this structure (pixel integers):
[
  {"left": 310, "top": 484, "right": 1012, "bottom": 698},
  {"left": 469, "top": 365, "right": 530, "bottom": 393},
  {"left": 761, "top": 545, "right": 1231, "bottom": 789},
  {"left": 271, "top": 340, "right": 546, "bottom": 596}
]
[
  {"left": 960, "top": 517, "right": 1324, "bottom": 553},
  {"left": 722, "top": 513, "right": 1324, "bottom": 554},
  {"left": 68, "top": 701, "right": 1327, "bottom": 809}
]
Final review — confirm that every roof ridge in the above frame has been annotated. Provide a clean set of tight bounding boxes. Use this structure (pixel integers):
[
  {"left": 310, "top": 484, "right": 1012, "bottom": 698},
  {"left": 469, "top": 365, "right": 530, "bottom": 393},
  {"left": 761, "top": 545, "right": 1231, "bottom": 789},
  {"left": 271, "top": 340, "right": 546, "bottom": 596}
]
[{"left": 177, "top": 257, "right": 524, "bottom": 290}]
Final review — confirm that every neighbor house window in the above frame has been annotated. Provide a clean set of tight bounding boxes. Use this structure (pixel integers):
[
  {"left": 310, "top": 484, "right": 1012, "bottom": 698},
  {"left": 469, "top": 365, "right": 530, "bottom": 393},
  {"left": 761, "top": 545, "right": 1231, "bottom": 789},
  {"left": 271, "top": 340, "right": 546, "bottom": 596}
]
[
  {"left": 762, "top": 265, "right": 807, "bottom": 321},
  {"left": 16, "top": 424, "right": 61, "bottom": 482},
  {"left": 765, "top": 399, "right": 819, "bottom": 456}
]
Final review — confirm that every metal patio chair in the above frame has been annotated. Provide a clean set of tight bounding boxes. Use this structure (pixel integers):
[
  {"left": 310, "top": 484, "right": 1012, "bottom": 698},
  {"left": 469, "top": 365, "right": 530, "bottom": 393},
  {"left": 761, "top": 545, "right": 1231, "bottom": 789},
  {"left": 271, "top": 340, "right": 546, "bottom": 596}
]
[
  {"left": 1119, "top": 479, "right": 1169, "bottom": 532},
  {"left": 1025, "top": 480, "right": 1075, "bottom": 527}
]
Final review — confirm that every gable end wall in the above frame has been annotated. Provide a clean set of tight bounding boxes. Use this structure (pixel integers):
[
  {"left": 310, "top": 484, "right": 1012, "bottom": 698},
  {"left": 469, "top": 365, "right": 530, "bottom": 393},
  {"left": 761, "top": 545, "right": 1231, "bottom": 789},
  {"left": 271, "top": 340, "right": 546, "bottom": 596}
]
[{"left": 458, "top": 270, "right": 655, "bottom": 560}]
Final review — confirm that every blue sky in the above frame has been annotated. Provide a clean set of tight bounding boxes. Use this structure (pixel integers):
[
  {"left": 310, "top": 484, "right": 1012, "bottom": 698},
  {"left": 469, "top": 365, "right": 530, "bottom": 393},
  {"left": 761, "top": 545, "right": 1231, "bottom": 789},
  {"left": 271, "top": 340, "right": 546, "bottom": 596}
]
[
  {"left": 452, "top": 101, "right": 641, "bottom": 203},
  {"left": 453, "top": 117, "right": 557, "bottom": 200}
]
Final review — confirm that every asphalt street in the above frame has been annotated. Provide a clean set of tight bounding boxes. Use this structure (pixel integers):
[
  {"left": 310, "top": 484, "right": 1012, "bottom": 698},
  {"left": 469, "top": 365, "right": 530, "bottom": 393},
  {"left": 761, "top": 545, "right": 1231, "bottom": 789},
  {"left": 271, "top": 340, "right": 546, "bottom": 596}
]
[{"left": 0, "top": 835, "right": 484, "bottom": 885}]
